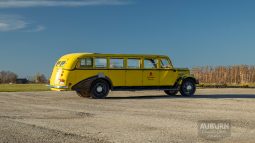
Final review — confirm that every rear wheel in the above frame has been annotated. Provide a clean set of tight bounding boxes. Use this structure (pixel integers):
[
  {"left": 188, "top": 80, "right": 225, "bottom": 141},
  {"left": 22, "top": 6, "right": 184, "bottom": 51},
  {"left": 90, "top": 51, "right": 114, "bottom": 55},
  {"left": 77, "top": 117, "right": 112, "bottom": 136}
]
[
  {"left": 90, "top": 79, "right": 110, "bottom": 99},
  {"left": 164, "top": 90, "right": 179, "bottom": 96},
  {"left": 180, "top": 79, "right": 196, "bottom": 96}
]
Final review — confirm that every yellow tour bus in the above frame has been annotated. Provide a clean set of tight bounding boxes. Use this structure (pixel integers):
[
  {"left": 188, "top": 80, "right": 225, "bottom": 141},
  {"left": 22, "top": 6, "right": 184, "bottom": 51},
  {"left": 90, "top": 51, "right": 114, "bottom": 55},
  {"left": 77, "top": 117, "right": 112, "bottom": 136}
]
[{"left": 50, "top": 53, "right": 199, "bottom": 99}]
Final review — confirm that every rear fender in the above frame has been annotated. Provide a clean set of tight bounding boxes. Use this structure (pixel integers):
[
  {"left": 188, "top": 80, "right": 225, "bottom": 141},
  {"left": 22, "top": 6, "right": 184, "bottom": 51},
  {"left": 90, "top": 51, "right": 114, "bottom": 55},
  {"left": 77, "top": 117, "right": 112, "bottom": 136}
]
[{"left": 71, "top": 73, "right": 113, "bottom": 91}]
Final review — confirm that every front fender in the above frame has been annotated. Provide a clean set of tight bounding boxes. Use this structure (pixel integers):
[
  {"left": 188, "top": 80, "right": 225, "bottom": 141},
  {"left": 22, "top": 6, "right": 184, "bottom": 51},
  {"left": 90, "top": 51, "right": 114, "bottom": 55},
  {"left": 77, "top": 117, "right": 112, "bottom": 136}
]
[{"left": 174, "top": 76, "right": 199, "bottom": 88}]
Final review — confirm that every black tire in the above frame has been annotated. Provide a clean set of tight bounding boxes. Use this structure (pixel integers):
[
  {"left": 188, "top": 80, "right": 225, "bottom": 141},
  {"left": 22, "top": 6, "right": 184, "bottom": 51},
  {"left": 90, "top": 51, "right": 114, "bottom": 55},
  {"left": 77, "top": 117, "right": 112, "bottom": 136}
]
[
  {"left": 179, "top": 79, "right": 196, "bottom": 96},
  {"left": 76, "top": 90, "right": 90, "bottom": 98},
  {"left": 90, "top": 79, "right": 110, "bottom": 99},
  {"left": 164, "top": 90, "right": 179, "bottom": 96}
]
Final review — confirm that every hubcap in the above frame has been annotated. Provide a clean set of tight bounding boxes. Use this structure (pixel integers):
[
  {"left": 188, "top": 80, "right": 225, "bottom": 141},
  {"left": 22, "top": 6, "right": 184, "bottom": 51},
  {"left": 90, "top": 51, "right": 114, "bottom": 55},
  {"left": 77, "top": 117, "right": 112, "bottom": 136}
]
[
  {"left": 96, "top": 86, "right": 103, "bottom": 93},
  {"left": 187, "top": 85, "right": 193, "bottom": 91}
]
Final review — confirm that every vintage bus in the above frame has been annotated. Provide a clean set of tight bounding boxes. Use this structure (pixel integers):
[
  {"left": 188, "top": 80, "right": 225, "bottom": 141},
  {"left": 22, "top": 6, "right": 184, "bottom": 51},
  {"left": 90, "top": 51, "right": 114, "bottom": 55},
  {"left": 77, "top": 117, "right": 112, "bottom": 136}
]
[{"left": 50, "top": 53, "right": 198, "bottom": 98}]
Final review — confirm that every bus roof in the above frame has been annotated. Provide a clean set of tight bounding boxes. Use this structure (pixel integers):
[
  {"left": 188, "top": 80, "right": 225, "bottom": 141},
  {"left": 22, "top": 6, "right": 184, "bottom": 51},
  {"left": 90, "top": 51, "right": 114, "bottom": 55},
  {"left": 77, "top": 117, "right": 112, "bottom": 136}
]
[
  {"left": 60, "top": 53, "right": 169, "bottom": 59},
  {"left": 57, "top": 53, "right": 171, "bottom": 70}
]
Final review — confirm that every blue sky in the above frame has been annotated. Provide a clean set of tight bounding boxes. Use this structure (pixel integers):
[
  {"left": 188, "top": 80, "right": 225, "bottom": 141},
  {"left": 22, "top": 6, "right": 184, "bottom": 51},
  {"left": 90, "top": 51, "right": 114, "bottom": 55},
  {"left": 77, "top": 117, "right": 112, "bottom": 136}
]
[{"left": 0, "top": 0, "right": 255, "bottom": 78}]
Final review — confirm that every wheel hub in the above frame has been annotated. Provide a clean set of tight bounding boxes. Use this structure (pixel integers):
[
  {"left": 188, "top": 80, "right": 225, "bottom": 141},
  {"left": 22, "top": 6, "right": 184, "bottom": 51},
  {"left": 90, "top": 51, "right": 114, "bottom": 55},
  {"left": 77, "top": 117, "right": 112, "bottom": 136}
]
[
  {"left": 96, "top": 86, "right": 103, "bottom": 93},
  {"left": 186, "top": 85, "right": 193, "bottom": 91}
]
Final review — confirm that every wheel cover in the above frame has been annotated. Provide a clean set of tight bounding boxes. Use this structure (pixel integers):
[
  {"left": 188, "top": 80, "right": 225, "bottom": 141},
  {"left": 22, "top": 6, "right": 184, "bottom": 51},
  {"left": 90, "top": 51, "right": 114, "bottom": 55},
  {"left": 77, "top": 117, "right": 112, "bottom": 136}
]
[
  {"left": 94, "top": 82, "right": 107, "bottom": 97},
  {"left": 182, "top": 81, "right": 195, "bottom": 95},
  {"left": 96, "top": 86, "right": 103, "bottom": 93}
]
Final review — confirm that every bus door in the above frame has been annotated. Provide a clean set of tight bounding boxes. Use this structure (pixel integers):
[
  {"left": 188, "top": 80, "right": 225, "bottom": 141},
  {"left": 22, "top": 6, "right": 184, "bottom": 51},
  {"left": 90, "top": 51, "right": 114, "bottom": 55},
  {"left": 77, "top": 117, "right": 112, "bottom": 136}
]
[
  {"left": 125, "top": 58, "right": 143, "bottom": 86},
  {"left": 142, "top": 58, "right": 160, "bottom": 86},
  {"left": 108, "top": 58, "right": 125, "bottom": 86},
  {"left": 159, "top": 58, "right": 178, "bottom": 86}
]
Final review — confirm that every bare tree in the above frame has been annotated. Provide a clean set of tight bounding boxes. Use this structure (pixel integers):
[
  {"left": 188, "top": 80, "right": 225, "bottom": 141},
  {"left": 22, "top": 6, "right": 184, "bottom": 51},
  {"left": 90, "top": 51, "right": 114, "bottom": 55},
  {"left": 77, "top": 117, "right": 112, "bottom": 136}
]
[
  {"left": 0, "top": 71, "right": 18, "bottom": 83},
  {"left": 34, "top": 73, "right": 47, "bottom": 83},
  {"left": 192, "top": 65, "right": 255, "bottom": 85}
]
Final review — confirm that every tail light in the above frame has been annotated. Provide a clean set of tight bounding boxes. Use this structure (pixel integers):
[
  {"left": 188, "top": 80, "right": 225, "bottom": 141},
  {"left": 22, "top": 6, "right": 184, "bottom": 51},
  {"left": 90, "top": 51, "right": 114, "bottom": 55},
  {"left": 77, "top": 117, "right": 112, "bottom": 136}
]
[{"left": 61, "top": 71, "right": 64, "bottom": 76}]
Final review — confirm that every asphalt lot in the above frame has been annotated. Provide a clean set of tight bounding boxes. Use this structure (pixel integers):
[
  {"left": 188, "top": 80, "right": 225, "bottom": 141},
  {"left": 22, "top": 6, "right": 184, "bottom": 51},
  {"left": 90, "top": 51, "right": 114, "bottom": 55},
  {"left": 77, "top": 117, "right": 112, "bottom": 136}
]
[{"left": 0, "top": 88, "right": 255, "bottom": 143}]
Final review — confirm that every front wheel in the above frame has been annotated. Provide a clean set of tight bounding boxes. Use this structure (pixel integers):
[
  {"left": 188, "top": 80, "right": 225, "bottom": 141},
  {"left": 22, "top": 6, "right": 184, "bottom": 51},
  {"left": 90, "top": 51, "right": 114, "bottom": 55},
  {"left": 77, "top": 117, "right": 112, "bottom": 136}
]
[
  {"left": 90, "top": 79, "right": 110, "bottom": 99},
  {"left": 179, "top": 79, "right": 196, "bottom": 96}
]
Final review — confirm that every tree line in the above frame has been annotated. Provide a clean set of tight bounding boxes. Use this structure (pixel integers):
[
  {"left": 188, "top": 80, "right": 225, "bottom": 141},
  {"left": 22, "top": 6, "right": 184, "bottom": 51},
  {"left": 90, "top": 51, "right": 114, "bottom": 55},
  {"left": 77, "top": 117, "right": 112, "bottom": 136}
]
[
  {"left": 2, "top": 66, "right": 255, "bottom": 85},
  {"left": 192, "top": 65, "right": 255, "bottom": 85},
  {"left": 0, "top": 70, "right": 47, "bottom": 84}
]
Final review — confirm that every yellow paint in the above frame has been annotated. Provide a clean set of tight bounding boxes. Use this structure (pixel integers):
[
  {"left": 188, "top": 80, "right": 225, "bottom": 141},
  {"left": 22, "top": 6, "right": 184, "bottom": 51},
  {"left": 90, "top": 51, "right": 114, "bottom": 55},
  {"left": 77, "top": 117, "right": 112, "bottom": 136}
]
[
  {"left": 159, "top": 70, "right": 178, "bottom": 86},
  {"left": 142, "top": 70, "right": 160, "bottom": 86},
  {"left": 126, "top": 70, "right": 143, "bottom": 86},
  {"left": 108, "top": 70, "right": 125, "bottom": 86}
]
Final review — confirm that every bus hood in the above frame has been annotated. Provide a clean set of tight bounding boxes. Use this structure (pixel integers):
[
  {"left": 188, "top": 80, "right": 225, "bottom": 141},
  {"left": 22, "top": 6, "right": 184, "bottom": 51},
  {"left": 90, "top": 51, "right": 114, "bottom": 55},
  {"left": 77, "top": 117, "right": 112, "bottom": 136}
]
[{"left": 174, "top": 68, "right": 190, "bottom": 76}]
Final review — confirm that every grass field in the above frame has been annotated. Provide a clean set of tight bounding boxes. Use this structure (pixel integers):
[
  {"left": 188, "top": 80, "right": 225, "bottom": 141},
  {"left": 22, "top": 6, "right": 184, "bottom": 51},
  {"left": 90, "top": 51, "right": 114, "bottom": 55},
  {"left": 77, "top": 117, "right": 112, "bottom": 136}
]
[{"left": 0, "top": 84, "right": 50, "bottom": 92}]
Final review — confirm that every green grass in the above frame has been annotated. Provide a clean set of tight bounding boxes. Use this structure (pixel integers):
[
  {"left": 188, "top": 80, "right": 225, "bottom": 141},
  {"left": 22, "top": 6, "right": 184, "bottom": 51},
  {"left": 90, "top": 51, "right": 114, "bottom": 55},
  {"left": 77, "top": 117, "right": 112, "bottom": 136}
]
[{"left": 0, "top": 84, "right": 50, "bottom": 92}]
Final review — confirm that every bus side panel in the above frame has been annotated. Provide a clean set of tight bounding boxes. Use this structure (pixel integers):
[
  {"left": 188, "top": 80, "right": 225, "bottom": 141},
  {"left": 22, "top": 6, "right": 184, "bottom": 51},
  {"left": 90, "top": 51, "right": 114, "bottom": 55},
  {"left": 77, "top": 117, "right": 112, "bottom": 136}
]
[
  {"left": 125, "top": 70, "right": 143, "bottom": 86},
  {"left": 142, "top": 70, "right": 160, "bottom": 86},
  {"left": 107, "top": 70, "right": 125, "bottom": 86},
  {"left": 69, "top": 70, "right": 109, "bottom": 89},
  {"left": 159, "top": 70, "right": 178, "bottom": 86}
]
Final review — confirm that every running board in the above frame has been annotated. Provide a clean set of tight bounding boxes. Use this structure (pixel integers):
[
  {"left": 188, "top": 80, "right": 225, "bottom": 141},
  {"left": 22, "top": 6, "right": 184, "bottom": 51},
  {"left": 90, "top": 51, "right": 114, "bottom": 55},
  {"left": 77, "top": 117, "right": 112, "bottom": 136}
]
[{"left": 112, "top": 86, "right": 179, "bottom": 91}]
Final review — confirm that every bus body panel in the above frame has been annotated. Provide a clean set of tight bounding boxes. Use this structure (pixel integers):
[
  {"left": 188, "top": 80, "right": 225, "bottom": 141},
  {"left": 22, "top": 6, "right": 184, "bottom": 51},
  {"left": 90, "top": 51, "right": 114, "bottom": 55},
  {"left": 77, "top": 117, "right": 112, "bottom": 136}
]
[
  {"left": 71, "top": 70, "right": 109, "bottom": 88},
  {"left": 125, "top": 70, "right": 143, "bottom": 86},
  {"left": 108, "top": 70, "right": 125, "bottom": 86},
  {"left": 159, "top": 70, "right": 179, "bottom": 86},
  {"left": 142, "top": 70, "right": 160, "bottom": 86}
]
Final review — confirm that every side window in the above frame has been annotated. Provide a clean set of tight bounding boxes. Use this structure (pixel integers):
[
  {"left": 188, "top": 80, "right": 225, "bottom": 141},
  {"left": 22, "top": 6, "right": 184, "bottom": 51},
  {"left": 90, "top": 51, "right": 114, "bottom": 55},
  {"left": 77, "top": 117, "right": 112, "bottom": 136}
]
[
  {"left": 160, "top": 58, "right": 172, "bottom": 68},
  {"left": 110, "top": 58, "right": 124, "bottom": 68},
  {"left": 78, "top": 58, "right": 93, "bottom": 68},
  {"left": 144, "top": 59, "right": 158, "bottom": 69},
  {"left": 95, "top": 58, "right": 107, "bottom": 68},
  {"left": 127, "top": 59, "right": 141, "bottom": 68}
]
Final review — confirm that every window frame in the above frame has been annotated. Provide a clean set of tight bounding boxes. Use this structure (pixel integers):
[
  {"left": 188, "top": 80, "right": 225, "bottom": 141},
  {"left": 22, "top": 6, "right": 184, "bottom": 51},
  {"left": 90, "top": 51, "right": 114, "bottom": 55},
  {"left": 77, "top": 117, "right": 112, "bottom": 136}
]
[
  {"left": 127, "top": 58, "right": 141, "bottom": 69},
  {"left": 74, "top": 56, "right": 172, "bottom": 70},
  {"left": 94, "top": 57, "right": 108, "bottom": 69},
  {"left": 109, "top": 58, "right": 124, "bottom": 69},
  {"left": 76, "top": 58, "right": 93, "bottom": 69},
  {"left": 160, "top": 58, "right": 173, "bottom": 69},
  {"left": 143, "top": 58, "right": 158, "bottom": 69}
]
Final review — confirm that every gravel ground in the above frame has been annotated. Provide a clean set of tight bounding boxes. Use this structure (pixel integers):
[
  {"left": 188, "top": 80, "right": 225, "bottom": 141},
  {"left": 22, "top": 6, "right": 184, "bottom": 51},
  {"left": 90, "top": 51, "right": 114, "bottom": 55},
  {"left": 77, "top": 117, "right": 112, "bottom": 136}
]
[{"left": 0, "top": 88, "right": 254, "bottom": 143}]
